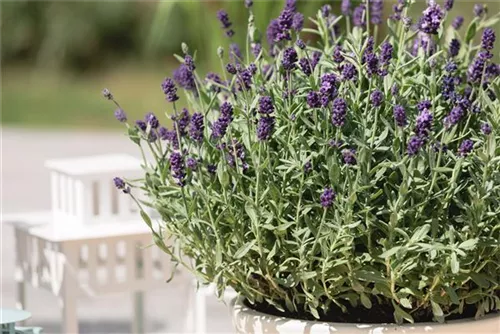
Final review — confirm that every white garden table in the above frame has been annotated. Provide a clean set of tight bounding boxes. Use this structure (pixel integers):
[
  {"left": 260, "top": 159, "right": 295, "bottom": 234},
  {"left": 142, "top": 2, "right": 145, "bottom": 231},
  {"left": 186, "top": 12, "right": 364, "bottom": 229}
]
[
  {"left": 4, "top": 154, "right": 181, "bottom": 334},
  {"left": 7, "top": 211, "right": 176, "bottom": 334}
]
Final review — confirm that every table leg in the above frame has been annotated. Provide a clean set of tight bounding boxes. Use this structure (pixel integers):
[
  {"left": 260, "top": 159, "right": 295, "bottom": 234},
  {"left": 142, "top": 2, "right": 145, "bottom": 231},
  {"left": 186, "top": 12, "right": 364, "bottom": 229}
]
[
  {"left": 132, "top": 291, "right": 144, "bottom": 334},
  {"left": 195, "top": 286, "right": 207, "bottom": 334},
  {"left": 61, "top": 245, "right": 79, "bottom": 334}
]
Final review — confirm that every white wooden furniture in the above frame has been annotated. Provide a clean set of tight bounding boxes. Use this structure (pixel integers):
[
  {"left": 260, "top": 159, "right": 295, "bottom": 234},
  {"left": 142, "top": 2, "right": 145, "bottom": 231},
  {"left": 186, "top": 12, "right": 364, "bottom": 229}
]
[
  {"left": 6, "top": 154, "right": 179, "bottom": 334},
  {"left": 45, "top": 154, "right": 142, "bottom": 225},
  {"left": 185, "top": 281, "right": 237, "bottom": 334}
]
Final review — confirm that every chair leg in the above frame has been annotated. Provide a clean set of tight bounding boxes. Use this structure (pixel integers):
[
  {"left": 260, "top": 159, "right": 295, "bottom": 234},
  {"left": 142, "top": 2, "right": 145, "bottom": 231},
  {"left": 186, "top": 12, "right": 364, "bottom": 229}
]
[
  {"left": 61, "top": 293, "right": 78, "bottom": 334},
  {"left": 195, "top": 286, "right": 207, "bottom": 334},
  {"left": 16, "top": 279, "right": 26, "bottom": 318},
  {"left": 132, "top": 291, "right": 144, "bottom": 334}
]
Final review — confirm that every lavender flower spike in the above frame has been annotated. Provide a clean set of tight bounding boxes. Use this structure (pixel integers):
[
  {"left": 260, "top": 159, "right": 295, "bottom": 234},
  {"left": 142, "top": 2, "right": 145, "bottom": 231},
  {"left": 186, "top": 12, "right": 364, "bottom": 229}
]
[
  {"left": 458, "top": 139, "right": 474, "bottom": 157},
  {"left": 114, "top": 109, "right": 127, "bottom": 122},
  {"left": 189, "top": 112, "right": 204, "bottom": 143},
  {"left": 419, "top": 2, "right": 444, "bottom": 35},
  {"left": 170, "top": 151, "right": 186, "bottom": 186},
  {"left": 393, "top": 105, "right": 408, "bottom": 127},
  {"left": 331, "top": 98, "right": 347, "bottom": 127},
  {"left": 370, "top": 0, "right": 383, "bottom": 25},
  {"left": 320, "top": 187, "right": 336, "bottom": 208},
  {"left": 481, "top": 28, "right": 496, "bottom": 51},
  {"left": 161, "top": 78, "right": 179, "bottom": 102}
]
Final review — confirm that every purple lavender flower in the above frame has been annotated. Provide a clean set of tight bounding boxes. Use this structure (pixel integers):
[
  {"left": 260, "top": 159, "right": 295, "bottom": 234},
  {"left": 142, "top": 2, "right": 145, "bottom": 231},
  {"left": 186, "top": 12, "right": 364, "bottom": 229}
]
[
  {"left": 391, "top": 0, "right": 404, "bottom": 21},
  {"left": 230, "top": 43, "right": 243, "bottom": 62},
  {"left": 329, "top": 139, "right": 343, "bottom": 148},
  {"left": 433, "top": 142, "right": 448, "bottom": 153},
  {"left": 371, "top": 89, "right": 384, "bottom": 107},
  {"left": 217, "top": 10, "right": 232, "bottom": 29},
  {"left": 266, "top": 19, "right": 280, "bottom": 48},
  {"left": 481, "top": 28, "right": 496, "bottom": 51},
  {"left": 292, "top": 12, "right": 304, "bottom": 32},
  {"left": 417, "top": 100, "right": 432, "bottom": 112},
  {"left": 380, "top": 41, "right": 393, "bottom": 64},
  {"left": 365, "top": 53, "right": 379, "bottom": 77},
  {"left": 481, "top": 122, "right": 492, "bottom": 135},
  {"left": 275, "top": 7, "right": 294, "bottom": 42},
  {"left": 407, "top": 136, "right": 425, "bottom": 156},
  {"left": 321, "top": 5, "right": 331, "bottom": 18},
  {"left": 226, "top": 63, "right": 237, "bottom": 75},
  {"left": 252, "top": 43, "right": 262, "bottom": 57},
  {"left": 419, "top": 2, "right": 444, "bottom": 35},
  {"left": 468, "top": 51, "right": 489, "bottom": 83},
  {"left": 362, "top": 37, "right": 374, "bottom": 64},
  {"left": 113, "top": 177, "right": 130, "bottom": 194},
  {"left": 207, "top": 164, "right": 217, "bottom": 175},
  {"left": 391, "top": 84, "right": 399, "bottom": 96},
  {"left": 184, "top": 55, "right": 195, "bottom": 71},
  {"left": 307, "top": 91, "right": 321, "bottom": 108},
  {"left": 458, "top": 139, "right": 474, "bottom": 156},
  {"left": 403, "top": 16, "right": 412, "bottom": 30},
  {"left": 444, "top": 60, "right": 458, "bottom": 73},
  {"left": 452, "top": 16, "right": 464, "bottom": 30},
  {"left": 259, "top": 96, "right": 274, "bottom": 115},
  {"left": 161, "top": 78, "right": 179, "bottom": 102},
  {"left": 114, "top": 109, "right": 127, "bottom": 122},
  {"left": 415, "top": 109, "right": 433, "bottom": 137},
  {"left": 331, "top": 98, "right": 347, "bottom": 127},
  {"left": 341, "top": 63, "right": 357, "bottom": 81},
  {"left": 189, "top": 112, "right": 204, "bottom": 143},
  {"left": 248, "top": 63, "right": 257, "bottom": 75},
  {"left": 444, "top": 106, "right": 465, "bottom": 127},
  {"left": 448, "top": 39, "right": 460, "bottom": 58},
  {"left": 311, "top": 51, "right": 321, "bottom": 69},
  {"left": 370, "top": 0, "right": 383, "bottom": 25},
  {"left": 353, "top": 4, "right": 366, "bottom": 27},
  {"left": 245, "top": 0, "right": 253, "bottom": 8},
  {"left": 393, "top": 105, "right": 408, "bottom": 127},
  {"left": 474, "top": 4, "right": 485, "bottom": 17},
  {"left": 442, "top": 75, "right": 456, "bottom": 100},
  {"left": 136, "top": 120, "right": 147, "bottom": 132},
  {"left": 170, "top": 151, "right": 186, "bottom": 186},
  {"left": 257, "top": 117, "right": 275, "bottom": 141},
  {"left": 144, "top": 112, "right": 159, "bottom": 129},
  {"left": 186, "top": 157, "right": 198, "bottom": 170},
  {"left": 299, "top": 58, "right": 312, "bottom": 76},
  {"left": 296, "top": 39, "right": 306, "bottom": 50},
  {"left": 102, "top": 88, "right": 113, "bottom": 100},
  {"left": 320, "top": 187, "right": 336, "bottom": 208},
  {"left": 159, "top": 127, "right": 179, "bottom": 149},
  {"left": 282, "top": 47, "right": 298, "bottom": 71},
  {"left": 237, "top": 68, "right": 253, "bottom": 91},
  {"left": 174, "top": 64, "right": 196, "bottom": 91},
  {"left": 341, "top": 0, "right": 351, "bottom": 16},
  {"left": 444, "top": 0, "right": 454, "bottom": 11},
  {"left": 342, "top": 148, "right": 357, "bottom": 165},
  {"left": 174, "top": 108, "right": 190, "bottom": 136},
  {"left": 206, "top": 72, "right": 224, "bottom": 93},
  {"left": 212, "top": 102, "right": 234, "bottom": 139},
  {"left": 333, "top": 46, "right": 344, "bottom": 63},
  {"left": 320, "top": 73, "right": 338, "bottom": 106}
]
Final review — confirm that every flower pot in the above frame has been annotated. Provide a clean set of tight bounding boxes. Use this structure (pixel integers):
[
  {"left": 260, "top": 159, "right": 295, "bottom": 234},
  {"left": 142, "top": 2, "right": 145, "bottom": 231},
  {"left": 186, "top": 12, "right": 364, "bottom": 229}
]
[{"left": 230, "top": 296, "right": 500, "bottom": 334}]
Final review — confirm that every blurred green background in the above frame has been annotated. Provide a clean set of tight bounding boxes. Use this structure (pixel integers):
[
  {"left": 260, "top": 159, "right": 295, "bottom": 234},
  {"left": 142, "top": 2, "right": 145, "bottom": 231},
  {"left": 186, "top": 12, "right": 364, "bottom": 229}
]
[{"left": 2, "top": 1, "right": 499, "bottom": 129}]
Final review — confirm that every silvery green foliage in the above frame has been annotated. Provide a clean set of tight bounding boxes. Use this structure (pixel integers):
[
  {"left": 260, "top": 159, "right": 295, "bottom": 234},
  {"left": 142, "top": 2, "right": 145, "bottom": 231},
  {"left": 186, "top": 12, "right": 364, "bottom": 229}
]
[{"left": 109, "top": 0, "right": 500, "bottom": 324}]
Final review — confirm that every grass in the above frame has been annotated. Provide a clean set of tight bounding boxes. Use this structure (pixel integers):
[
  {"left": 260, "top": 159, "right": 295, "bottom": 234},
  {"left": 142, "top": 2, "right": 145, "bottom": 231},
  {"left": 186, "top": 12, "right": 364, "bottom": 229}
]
[{"left": 2, "top": 63, "right": 185, "bottom": 129}]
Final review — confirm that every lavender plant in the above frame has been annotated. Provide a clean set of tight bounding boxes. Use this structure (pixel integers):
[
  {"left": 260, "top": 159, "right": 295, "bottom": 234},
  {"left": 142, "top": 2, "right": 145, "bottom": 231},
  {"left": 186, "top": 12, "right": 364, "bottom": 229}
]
[{"left": 106, "top": 0, "right": 500, "bottom": 324}]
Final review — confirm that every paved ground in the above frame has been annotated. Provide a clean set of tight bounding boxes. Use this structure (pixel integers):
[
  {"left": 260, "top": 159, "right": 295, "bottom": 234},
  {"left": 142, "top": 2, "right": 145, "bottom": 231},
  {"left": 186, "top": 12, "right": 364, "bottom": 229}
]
[{"left": 1, "top": 127, "right": 233, "bottom": 333}]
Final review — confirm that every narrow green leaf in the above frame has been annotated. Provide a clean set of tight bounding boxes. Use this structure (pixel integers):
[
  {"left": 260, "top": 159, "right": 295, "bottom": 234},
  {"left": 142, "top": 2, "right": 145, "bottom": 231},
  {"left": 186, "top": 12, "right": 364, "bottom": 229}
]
[{"left": 234, "top": 240, "right": 256, "bottom": 259}]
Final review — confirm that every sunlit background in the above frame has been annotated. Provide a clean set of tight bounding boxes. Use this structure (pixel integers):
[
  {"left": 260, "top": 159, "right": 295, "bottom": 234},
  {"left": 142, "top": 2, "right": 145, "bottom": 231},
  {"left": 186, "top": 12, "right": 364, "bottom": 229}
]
[{"left": 2, "top": 0, "right": 499, "bottom": 129}]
